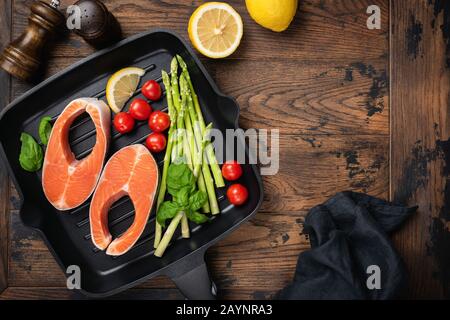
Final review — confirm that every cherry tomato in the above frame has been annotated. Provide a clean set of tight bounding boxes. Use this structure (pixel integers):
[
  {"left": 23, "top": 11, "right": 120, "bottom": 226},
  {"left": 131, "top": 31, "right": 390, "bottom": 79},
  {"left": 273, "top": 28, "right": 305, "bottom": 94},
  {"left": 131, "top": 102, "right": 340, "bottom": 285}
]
[
  {"left": 113, "top": 112, "right": 135, "bottom": 134},
  {"left": 142, "top": 80, "right": 162, "bottom": 101},
  {"left": 146, "top": 132, "right": 167, "bottom": 153},
  {"left": 221, "top": 160, "right": 243, "bottom": 181},
  {"left": 148, "top": 111, "right": 170, "bottom": 132},
  {"left": 226, "top": 184, "right": 248, "bottom": 206},
  {"left": 129, "top": 98, "right": 152, "bottom": 120}
]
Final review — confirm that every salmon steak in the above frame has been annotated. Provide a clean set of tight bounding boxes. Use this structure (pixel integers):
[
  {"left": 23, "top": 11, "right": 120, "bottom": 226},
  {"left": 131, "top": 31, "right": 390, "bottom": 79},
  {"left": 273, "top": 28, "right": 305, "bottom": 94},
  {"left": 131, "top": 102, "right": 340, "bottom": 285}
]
[
  {"left": 42, "top": 98, "right": 111, "bottom": 211},
  {"left": 90, "top": 144, "right": 159, "bottom": 256}
]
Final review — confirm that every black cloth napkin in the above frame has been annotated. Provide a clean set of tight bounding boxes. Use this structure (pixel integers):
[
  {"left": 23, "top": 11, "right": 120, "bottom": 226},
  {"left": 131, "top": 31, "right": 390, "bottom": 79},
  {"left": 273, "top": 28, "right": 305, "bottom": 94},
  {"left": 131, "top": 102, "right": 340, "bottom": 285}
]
[{"left": 278, "top": 191, "right": 417, "bottom": 300}]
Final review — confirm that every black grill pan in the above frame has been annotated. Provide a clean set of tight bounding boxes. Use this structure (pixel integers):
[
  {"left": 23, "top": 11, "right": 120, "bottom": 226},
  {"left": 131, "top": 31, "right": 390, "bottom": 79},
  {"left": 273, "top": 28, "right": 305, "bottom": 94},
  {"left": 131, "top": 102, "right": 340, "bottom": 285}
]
[{"left": 0, "top": 29, "right": 263, "bottom": 299}]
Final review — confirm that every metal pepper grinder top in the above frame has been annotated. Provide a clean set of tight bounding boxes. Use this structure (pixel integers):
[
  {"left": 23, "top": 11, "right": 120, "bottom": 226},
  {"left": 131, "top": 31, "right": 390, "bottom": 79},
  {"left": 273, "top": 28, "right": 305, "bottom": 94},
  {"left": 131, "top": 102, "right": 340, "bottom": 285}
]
[
  {"left": 72, "top": 0, "right": 122, "bottom": 49},
  {"left": 0, "top": 0, "right": 65, "bottom": 81}
]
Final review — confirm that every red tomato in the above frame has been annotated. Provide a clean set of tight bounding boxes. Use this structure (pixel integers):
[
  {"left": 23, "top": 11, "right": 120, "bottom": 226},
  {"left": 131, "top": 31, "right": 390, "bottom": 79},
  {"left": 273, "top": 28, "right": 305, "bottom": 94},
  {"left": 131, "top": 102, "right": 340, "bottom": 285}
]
[
  {"left": 226, "top": 184, "right": 248, "bottom": 206},
  {"left": 142, "top": 80, "right": 162, "bottom": 101},
  {"left": 113, "top": 112, "right": 135, "bottom": 134},
  {"left": 146, "top": 132, "right": 167, "bottom": 153},
  {"left": 148, "top": 111, "right": 170, "bottom": 132},
  {"left": 221, "top": 160, "right": 243, "bottom": 181},
  {"left": 129, "top": 98, "right": 152, "bottom": 120}
]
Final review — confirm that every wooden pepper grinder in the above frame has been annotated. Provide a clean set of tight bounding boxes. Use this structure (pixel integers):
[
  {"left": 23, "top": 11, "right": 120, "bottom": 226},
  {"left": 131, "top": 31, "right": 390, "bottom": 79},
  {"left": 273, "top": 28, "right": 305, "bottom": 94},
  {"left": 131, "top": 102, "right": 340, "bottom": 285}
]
[
  {"left": 73, "top": 0, "right": 122, "bottom": 49},
  {"left": 0, "top": 0, "right": 65, "bottom": 81}
]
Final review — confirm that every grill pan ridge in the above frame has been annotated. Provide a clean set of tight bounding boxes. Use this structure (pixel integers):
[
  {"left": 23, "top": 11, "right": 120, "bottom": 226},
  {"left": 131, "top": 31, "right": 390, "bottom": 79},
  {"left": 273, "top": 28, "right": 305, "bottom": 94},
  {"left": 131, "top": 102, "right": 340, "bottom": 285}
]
[{"left": 0, "top": 29, "right": 264, "bottom": 299}]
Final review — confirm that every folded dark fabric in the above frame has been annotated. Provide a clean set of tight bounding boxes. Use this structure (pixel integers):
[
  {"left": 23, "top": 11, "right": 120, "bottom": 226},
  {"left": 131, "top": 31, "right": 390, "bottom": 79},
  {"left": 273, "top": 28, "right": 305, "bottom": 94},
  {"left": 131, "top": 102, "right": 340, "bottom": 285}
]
[{"left": 278, "top": 191, "right": 417, "bottom": 300}]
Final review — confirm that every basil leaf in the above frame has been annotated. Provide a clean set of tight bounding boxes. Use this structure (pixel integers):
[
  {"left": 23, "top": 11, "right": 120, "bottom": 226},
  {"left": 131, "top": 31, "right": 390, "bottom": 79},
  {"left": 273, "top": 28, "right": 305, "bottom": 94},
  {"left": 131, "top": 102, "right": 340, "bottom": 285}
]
[
  {"left": 19, "top": 133, "right": 43, "bottom": 172},
  {"left": 157, "top": 201, "right": 181, "bottom": 228},
  {"left": 186, "top": 210, "right": 209, "bottom": 225},
  {"left": 189, "top": 190, "right": 207, "bottom": 212},
  {"left": 38, "top": 116, "right": 52, "bottom": 145},
  {"left": 175, "top": 186, "right": 190, "bottom": 208},
  {"left": 167, "top": 163, "right": 195, "bottom": 196}
]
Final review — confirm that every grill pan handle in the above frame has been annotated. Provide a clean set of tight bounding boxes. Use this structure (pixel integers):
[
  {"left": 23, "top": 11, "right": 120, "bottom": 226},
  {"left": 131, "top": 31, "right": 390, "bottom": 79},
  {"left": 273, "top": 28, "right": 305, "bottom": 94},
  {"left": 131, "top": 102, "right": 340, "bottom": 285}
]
[{"left": 166, "top": 251, "right": 217, "bottom": 300}]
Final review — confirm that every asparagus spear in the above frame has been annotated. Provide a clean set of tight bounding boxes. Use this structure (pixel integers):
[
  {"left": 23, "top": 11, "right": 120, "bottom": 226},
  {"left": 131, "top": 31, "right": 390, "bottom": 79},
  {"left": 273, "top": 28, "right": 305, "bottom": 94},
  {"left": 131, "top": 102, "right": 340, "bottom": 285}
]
[
  {"left": 171, "top": 57, "right": 182, "bottom": 112},
  {"left": 181, "top": 90, "right": 210, "bottom": 213},
  {"left": 176, "top": 87, "right": 191, "bottom": 238},
  {"left": 184, "top": 79, "right": 223, "bottom": 212},
  {"left": 174, "top": 61, "right": 210, "bottom": 212},
  {"left": 194, "top": 123, "right": 213, "bottom": 177},
  {"left": 176, "top": 55, "right": 225, "bottom": 188},
  {"left": 178, "top": 74, "right": 212, "bottom": 213},
  {"left": 180, "top": 75, "right": 220, "bottom": 215},
  {"left": 175, "top": 93, "right": 187, "bottom": 161},
  {"left": 154, "top": 71, "right": 177, "bottom": 248},
  {"left": 170, "top": 57, "right": 184, "bottom": 160},
  {"left": 176, "top": 56, "right": 202, "bottom": 125},
  {"left": 200, "top": 148, "right": 220, "bottom": 214},
  {"left": 154, "top": 211, "right": 184, "bottom": 257},
  {"left": 185, "top": 84, "right": 204, "bottom": 157}
]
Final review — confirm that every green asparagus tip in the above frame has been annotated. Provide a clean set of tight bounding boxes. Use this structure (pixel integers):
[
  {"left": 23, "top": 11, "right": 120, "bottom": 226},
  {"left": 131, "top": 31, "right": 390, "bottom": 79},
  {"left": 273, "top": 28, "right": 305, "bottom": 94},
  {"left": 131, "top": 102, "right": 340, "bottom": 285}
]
[
  {"left": 176, "top": 54, "right": 187, "bottom": 70},
  {"left": 179, "top": 73, "right": 187, "bottom": 91},
  {"left": 161, "top": 70, "right": 170, "bottom": 83},
  {"left": 171, "top": 56, "right": 178, "bottom": 72},
  {"left": 181, "top": 74, "right": 191, "bottom": 95}
]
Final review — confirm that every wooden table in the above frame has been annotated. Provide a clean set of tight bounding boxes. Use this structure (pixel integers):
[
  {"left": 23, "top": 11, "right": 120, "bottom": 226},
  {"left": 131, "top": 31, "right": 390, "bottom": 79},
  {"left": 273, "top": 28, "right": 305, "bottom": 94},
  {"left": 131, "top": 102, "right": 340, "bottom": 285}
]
[{"left": 0, "top": 0, "right": 448, "bottom": 299}]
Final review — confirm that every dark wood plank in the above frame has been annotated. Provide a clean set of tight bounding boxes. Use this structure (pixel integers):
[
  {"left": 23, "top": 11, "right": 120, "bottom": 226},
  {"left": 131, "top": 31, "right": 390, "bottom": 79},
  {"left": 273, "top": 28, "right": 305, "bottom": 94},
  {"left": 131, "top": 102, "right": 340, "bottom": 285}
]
[
  {"left": 0, "top": 287, "right": 278, "bottom": 300},
  {"left": 0, "top": 286, "right": 271, "bottom": 300},
  {"left": 7, "top": 135, "right": 388, "bottom": 297},
  {"left": 214, "top": 59, "right": 388, "bottom": 136},
  {"left": 12, "top": 0, "right": 389, "bottom": 61},
  {"left": 391, "top": 0, "right": 450, "bottom": 298},
  {"left": 0, "top": 0, "right": 12, "bottom": 295},
  {"left": 0, "top": 287, "right": 183, "bottom": 300}
]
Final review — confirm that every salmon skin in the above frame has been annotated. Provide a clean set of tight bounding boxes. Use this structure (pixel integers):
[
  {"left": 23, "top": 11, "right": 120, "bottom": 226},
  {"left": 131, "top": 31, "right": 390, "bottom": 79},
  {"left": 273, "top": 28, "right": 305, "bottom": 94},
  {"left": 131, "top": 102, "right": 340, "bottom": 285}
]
[
  {"left": 90, "top": 144, "right": 159, "bottom": 256},
  {"left": 42, "top": 98, "right": 111, "bottom": 211}
]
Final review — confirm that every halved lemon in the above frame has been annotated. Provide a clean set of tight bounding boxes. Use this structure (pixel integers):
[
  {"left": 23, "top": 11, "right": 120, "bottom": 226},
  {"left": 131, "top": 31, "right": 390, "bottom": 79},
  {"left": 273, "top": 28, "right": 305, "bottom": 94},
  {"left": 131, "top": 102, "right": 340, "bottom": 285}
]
[
  {"left": 188, "top": 2, "right": 243, "bottom": 59},
  {"left": 106, "top": 67, "right": 145, "bottom": 113}
]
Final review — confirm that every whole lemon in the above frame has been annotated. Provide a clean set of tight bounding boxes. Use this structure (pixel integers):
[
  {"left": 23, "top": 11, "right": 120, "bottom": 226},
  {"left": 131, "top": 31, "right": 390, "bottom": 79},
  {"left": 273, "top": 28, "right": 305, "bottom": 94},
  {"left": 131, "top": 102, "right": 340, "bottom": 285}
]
[{"left": 245, "top": 0, "right": 298, "bottom": 32}]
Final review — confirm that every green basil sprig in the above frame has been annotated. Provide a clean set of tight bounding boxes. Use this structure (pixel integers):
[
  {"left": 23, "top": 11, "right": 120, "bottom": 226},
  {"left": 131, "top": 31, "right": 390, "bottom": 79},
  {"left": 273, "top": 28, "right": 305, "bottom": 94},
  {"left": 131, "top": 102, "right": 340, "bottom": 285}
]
[
  {"left": 157, "top": 162, "right": 208, "bottom": 227},
  {"left": 19, "top": 133, "right": 43, "bottom": 172},
  {"left": 38, "top": 116, "right": 52, "bottom": 145}
]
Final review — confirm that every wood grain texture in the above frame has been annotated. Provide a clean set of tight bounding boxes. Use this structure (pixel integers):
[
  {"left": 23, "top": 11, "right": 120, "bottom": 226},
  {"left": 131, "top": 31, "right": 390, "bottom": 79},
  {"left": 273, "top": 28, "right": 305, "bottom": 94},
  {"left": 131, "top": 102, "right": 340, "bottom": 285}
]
[
  {"left": 0, "top": 287, "right": 183, "bottom": 300},
  {"left": 0, "top": 0, "right": 12, "bottom": 295},
  {"left": 214, "top": 59, "right": 388, "bottom": 135},
  {"left": 3, "top": 0, "right": 390, "bottom": 299},
  {"left": 390, "top": 0, "right": 450, "bottom": 298},
  {"left": 13, "top": 0, "right": 389, "bottom": 60},
  {"left": 0, "top": 286, "right": 273, "bottom": 300}
]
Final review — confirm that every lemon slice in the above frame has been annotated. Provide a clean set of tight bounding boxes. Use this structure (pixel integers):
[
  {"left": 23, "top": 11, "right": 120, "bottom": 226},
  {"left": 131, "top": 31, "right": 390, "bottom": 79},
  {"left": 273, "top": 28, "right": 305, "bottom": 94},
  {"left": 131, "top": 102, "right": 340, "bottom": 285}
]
[
  {"left": 188, "top": 2, "right": 243, "bottom": 59},
  {"left": 106, "top": 67, "right": 145, "bottom": 113}
]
